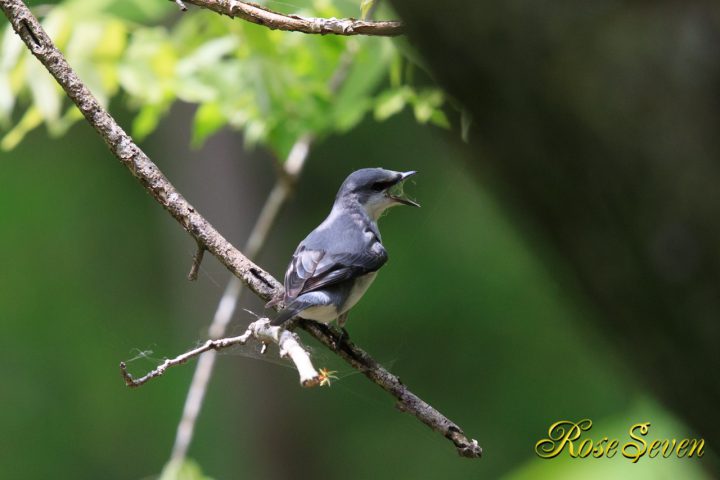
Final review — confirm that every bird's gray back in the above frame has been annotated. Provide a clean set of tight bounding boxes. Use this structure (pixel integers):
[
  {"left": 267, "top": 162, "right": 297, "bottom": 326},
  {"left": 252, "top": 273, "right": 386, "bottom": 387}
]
[
  {"left": 282, "top": 206, "right": 387, "bottom": 302},
  {"left": 302, "top": 207, "right": 380, "bottom": 253}
]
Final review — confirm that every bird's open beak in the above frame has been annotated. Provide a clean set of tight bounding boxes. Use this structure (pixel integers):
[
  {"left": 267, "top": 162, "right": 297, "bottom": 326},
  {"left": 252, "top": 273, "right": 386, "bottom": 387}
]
[{"left": 388, "top": 171, "right": 420, "bottom": 207}]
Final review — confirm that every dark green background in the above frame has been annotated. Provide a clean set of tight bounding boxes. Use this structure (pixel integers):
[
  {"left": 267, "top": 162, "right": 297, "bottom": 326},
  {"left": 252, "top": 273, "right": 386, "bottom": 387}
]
[
  {"left": 2, "top": 0, "right": 718, "bottom": 476},
  {"left": 0, "top": 102, "right": 712, "bottom": 478}
]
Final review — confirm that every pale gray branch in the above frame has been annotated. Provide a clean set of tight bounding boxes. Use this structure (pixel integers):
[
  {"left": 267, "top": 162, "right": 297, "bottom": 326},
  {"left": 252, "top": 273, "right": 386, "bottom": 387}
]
[
  {"left": 180, "top": 0, "right": 405, "bottom": 37},
  {"left": 0, "top": 0, "right": 481, "bottom": 458},
  {"left": 121, "top": 318, "right": 322, "bottom": 388},
  {"left": 171, "top": 133, "right": 314, "bottom": 462},
  {"left": 171, "top": 37, "right": 353, "bottom": 462}
]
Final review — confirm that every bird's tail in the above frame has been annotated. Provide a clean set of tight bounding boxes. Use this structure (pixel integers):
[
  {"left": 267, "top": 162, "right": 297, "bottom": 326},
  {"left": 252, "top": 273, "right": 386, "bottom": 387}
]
[{"left": 270, "top": 299, "right": 309, "bottom": 326}]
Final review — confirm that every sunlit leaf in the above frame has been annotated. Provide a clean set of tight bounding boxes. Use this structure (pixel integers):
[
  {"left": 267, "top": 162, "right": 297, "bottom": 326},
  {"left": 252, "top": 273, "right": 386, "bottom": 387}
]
[
  {"left": 429, "top": 108, "right": 450, "bottom": 129},
  {"left": 192, "top": 102, "right": 226, "bottom": 148},
  {"left": 0, "top": 73, "right": 14, "bottom": 124},
  {"left": 1, "top": 25, "right": 23, "bottom": 72},
  {"left": 411, "top": 88, "right": 444, "bottom": 123},
  {"left": 360, "top": 0, "right": 376, "bottom": 19},
  {"left": 0, "top": 0, "right": 448, "bottom": 150},
  {"left": 95, "top": 19, "right": 128, "bottom": 60},
  {"left": 374, "top": 87, "right": 409, "bottom": 121},
  {"left": 159, "top": 458, "right": 215, "bottom": 480},
  {"left": 118, "top": 27, "right": 176, "bottom": 105},
  {"left": 334, "top": 97, "right": 370, "bottom": 132},
  {"left": 132, "top": 103, "right": 165, "bottom": 141},
  {"left": 1, "top": 106, "right": 43, "bottom": 150},
  {"left": 105, "top": 0, "right": 174, "bottom": 23},
  {"left": 26, "top": 60, "right": 61, "bottom": 123}
]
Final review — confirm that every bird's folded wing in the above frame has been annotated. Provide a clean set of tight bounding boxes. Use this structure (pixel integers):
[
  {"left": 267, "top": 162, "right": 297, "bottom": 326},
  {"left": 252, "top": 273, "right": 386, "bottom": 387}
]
[{"left": 284, "top": 243, "right": 387, "bottom": 299}]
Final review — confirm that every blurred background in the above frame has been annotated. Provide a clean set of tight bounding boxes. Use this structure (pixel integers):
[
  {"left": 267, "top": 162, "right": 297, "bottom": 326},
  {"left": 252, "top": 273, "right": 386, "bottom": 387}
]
[{"left": 0, "top": 0, "right": 717, "bottom": 479}]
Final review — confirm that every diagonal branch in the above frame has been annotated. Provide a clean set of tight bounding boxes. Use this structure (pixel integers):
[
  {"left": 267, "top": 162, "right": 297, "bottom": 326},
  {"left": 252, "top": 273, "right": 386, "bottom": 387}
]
[
  {"left": 171, "top": 27, "right": 358, "bottom": 463},
  {"left": 300, "top": 320, "right": 482, "bottom": 458},
  {"left": 170, "top": 134, "right": 313, "bottom": 463},
  {"left": 181, "top": 0, "right": 405, "bottom": 37},
  {"left": 0, "top": 0, "right": 481, "bottom": 459}
]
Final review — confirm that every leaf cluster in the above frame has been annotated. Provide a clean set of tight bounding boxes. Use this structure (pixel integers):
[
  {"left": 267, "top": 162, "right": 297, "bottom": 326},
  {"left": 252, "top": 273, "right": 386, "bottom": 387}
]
[{"left": 0, "top": 0, "right": 449, "bottom": 158}]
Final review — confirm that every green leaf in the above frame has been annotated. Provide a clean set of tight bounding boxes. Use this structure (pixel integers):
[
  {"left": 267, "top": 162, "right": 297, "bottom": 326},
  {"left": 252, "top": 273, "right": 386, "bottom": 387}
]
[
  {"left": 159, "top": 458, "right": 215, "bottom": 480},
  {"left": 1, "top": 107, "right": 43, "bottom": 151},
  {"left": 334, "top": 97, "right": 370, "bottom": 132},
  {"left": 411, "top": 88, "right": 444, "bottom": 123},
  {"left": 429, "top": 108, "right": 451, "bottom": 129},
  {"left": 389, "top": 54, "right": 402, "bottom": 88},
  {"left": 0, "top": 24, "right": 23, "bottom": 72},
  {"left": 360, "top": 0, "right": 376, "bottom": 19},
  {"left": 105, "top": 0, "right": 174, "bottom": 23},
  {"left": 118, "top": 27, "right": 176, "bottom": 104},
  {"left": 0, "top": 0, "right": 450, "bottom": 152},
  {"left": 0, "top": 73, "right": 14, "bottom": 125},
  {"left": 26, "top": 60, "right": 61, "bottom": 123},
  {"left": 391, "top": 36, "right": 432, "bottom": 74},
  {"left": 94, "top": 19, "right": 128, "bottom": 60},
  {"left": 132, "top": 104, "right": 164, "bottom": 141},
  {"left": 244, "top": 119, "right": 268, "bottom": 147},
  {"left": 191, "top": 102, "right": 226, "bottom": 148},
  {"left": 374, "top": 87, "right": 409, "bottom": 121},
  {"left": 332, "top": 38, "right": 395, "bottom": 132}
]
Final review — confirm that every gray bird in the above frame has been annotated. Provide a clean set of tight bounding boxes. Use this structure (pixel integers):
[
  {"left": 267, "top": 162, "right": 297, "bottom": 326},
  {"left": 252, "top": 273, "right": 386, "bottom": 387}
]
[{"left": 269, "top": 168, "right": 419, "bottom": 327}]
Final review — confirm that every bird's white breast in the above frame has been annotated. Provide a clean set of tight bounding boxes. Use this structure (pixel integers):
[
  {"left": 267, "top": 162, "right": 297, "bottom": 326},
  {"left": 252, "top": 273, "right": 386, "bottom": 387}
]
[
  {"left": 296, "top": 272, "right": 378, "bottom": 324},
  {"left": 298, "top": 304, "right": 339, "bottom": 323},
  {"left": 341, "top": 272, "right": 378, "bottom": 314}
]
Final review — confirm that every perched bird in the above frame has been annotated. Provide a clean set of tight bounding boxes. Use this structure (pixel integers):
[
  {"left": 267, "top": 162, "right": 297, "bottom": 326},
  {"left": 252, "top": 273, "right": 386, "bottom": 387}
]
[{"left": 269, "top": 168, "right": 419, "bottom": 328}]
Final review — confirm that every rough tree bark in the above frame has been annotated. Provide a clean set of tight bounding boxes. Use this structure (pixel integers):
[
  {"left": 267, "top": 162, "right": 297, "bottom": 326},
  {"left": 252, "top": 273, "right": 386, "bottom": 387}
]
[{"left": 179, "top": 0, "right": 405, "bottom": 36}]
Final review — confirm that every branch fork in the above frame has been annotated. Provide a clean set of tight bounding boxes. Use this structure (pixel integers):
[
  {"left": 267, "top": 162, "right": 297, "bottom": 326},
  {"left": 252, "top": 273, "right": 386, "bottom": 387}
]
[{"left": 121, "top": 318, "right": 322, "bottom": 387}]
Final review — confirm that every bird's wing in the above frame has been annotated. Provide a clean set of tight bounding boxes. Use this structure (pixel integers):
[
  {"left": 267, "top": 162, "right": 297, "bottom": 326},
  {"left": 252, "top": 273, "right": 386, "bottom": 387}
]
[
  {"left": 283, "top": 246, "right": 325, "bottom": 299},
  {"left": 284, "top": 238, "right": 387, "bottom": 300}
]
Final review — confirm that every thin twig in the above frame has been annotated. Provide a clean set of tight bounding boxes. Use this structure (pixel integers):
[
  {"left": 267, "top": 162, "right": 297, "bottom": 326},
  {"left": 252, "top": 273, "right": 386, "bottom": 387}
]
[
  {"left": 182, "top": 0, "right": 404, "bottom": 37},
  {"left": 170, "top": 22, "right": 363, "bottom": 458},
  {"left": 187, "top": 241, "right": 205, "bottom": 281},
  {"left": 0, "top": 0, "right": 482, "bottom": 459},
  {"left": 121, "top": 318, "right": 321, "bottom": 388},
  {"left": 171, "top": 135, "right": 313, "bottom": 462}
]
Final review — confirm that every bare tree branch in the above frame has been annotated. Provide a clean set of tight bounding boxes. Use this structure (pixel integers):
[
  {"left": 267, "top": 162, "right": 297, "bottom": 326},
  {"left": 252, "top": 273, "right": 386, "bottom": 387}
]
[
  {"left": 171, "top": 36, "right": 358, "bottom": 463},
  {"left": 187, "top": 241, "right": 205, "bottom": 281},
  {"left": 0, "top": 0, "right": 481, "bottom": 458},
  {"left": 171, "top": 133, "right": 314, "bottom": 463},
  {"left": 180, "top": 0, "right": 405, "bottom": 37},
  {"left": 121, "top": 318, "right": 322, "bottom": 387}
]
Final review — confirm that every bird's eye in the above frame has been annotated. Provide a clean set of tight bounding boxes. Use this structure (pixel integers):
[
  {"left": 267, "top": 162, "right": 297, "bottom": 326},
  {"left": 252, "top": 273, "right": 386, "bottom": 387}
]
[{"left": 371, "top": 181, "right": 386, "bottom": 192}]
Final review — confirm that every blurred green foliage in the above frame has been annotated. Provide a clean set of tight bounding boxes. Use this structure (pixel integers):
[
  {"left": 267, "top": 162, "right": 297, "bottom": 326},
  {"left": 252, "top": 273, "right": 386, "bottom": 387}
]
[
  {"left": 0, "top": 0, "right": 714, "bottom": 479},
  {"left": 0, "top": 89, "right": 711, "bottom": 480},
  {"left": 0, "top": 0, "right": 448, "bottom": 157}
]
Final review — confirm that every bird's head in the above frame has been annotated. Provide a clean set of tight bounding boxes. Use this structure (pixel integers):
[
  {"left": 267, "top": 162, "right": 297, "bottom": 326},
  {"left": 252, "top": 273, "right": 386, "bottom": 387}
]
[{"left": 336, "top": 168, "right": 419, "bottom": 220}]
